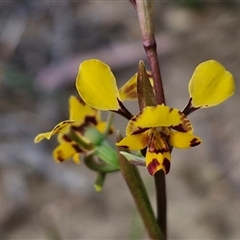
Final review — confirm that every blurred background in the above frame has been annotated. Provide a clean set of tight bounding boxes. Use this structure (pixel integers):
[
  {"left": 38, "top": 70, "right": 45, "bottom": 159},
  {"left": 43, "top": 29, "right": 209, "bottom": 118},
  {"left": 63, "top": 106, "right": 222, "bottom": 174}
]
[{"left": 0, "top": 1, "right": 240, "bottom": 239}]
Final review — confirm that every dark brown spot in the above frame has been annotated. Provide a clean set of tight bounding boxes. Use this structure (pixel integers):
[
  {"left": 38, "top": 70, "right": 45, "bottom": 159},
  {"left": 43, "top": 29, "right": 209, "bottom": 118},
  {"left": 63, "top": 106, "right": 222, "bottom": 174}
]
[
  {"left": 62, "top": 135, "right": 72, "bottom": 142},
  {"left": 153, "top": 148, "right": 169, "bottom": 154},
  {"left": 171, "top": 123, "right": 187, "bottom": 132},
  {"left": 130, "top": 116, "right": 137, "bottom": 122},
  {"left": 163, "top": 158, "right": 171, "bottom": 174},
  {"left": 72, "top": 144, "right": 83, "bottom": 153},
  {"left": 171, "top": 111, "right": 192, "bottom": 132},
  {"left": 148, "top": 136, "right": 170, "bottom": 154},
  {"left": 147, "top": 158, "right": 160, "bottom": 175},
  {"left": 190, "top": 138, "right": 201, "bottom": 147},
  {"left": 56, "top": 151, "right": 64, "bottom": 163},
  {"left": 169, "top": 107, "right": 174, "bottom": 113},
  {"left": 118, "top": 145, "right": 129, "bottom": 149},
  {"left": 85, "top": 116, "right": 97, "bottom": 125}
]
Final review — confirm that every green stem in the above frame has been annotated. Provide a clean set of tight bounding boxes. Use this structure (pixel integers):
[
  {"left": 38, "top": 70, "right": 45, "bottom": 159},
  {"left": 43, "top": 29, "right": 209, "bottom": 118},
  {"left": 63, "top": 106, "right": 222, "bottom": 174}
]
[
  {"left": 117, "top": 140, "right": 164, "bottom": 239},
  {"left": 135, "top": 0, "right": 167, "bottom": 238},
  {"left": 70, "top": 128, "right": 93, "bottom": 150}
]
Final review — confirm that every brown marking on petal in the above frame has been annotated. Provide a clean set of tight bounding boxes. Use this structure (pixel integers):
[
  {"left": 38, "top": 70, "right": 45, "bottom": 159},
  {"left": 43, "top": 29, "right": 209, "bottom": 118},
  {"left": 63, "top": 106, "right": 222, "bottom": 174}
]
[
  {"left": 163, "top": 158, "right": 171, "bottom": 174},
  {"left": 171, "top": 112, "right": 192, "bottom": 132},
  {"left": 121, "top": 83, "right": 138, "bottom": 99},
  {"left": 127, "top": 91, "right": 138, "bottom": 99},
  {"left": 190, "top": 138, "right": 201, "bottom": 147},
  {"left": 147, "top": 158, "right": 160, "bottom": 176},
  {"left": 55, "top": 150, "right": 64, "bottom": 163},
  {"left": 62, "top": 120, "right": 72, "bottom": 124},
  {"left": 72, "top": 144, "right": 83, "bottom": 153},
  {"left": 72, "top": 116, "right": 97, "bottom": 133},
  {"left": 131, "top": 117, "right": 137, "bottom": 122},
  {"left": 152, "top": 148, "right": 169, "bottom": 154},
  {"left": 169, "top": 107, "right": 174, "bottom": 113},
  {"left": 132, "top": 127, "right": 149, "bottom": 135},
  {"left": 85, "top": 116, "right": 97, "bottom": 125},
  {"left": 117, "top": 145, "right": 129, "bottom": 149},
  {"left": 53, "top": 120, "right": 73, "bottom": 133},
  {"left": 62, "top": 135, "right": 72, "bottom": 142},
  {"left": 71, "top": 125, "right": 81, "bottom": 132},
  {"left": 171, "top": 123, "right": 187, "bottom": 132},
  {"left": 148, "top": 133, "right": 169, "bottom": 154}
]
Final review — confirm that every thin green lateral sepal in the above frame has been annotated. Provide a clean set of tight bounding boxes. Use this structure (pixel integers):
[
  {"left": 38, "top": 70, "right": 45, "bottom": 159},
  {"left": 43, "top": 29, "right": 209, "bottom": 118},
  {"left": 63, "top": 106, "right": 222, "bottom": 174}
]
[{"left": 119, "top": 151, "right": 146, "bottom": 166}]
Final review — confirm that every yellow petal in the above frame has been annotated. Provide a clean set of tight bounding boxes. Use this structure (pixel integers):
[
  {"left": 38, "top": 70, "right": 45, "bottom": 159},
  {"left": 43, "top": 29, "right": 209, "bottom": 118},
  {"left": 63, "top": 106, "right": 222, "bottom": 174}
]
[
  {"left": 76, "top": 59, "right": 120, "bottom": 110},
  {"left": 34, "top": 120, "right": 74, "bottom": 143},
  {"left": 169, "top": 131, "right": 201, "bottom": 149},
  {"left": 189, "top": 60, "right": 235, "bottom": 108},
  {"left": 69, "top": 95, "right": 96, "bottom": 122},
  {"left": 126, "top": 105, "right": 192, "bottom": 135},
  {"left": 53, "top": 141, "right": 82, "bottom": 163},
  {"left": 116, "top": 132, "right": 148, "bottom": 150},
  {"left": 119, "top": 73, "right": 138, "bottom": 101}
]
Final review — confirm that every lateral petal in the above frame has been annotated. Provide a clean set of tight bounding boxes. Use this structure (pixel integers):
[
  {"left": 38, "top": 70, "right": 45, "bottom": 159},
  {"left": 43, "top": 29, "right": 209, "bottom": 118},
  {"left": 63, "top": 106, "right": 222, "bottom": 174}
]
[
  {"left": 169, "top": 131, "right": 202, "bottom": 149},
  {"left": 189, "top": 60, "right": 235, "bottom": 108},
  {"left": 53, "top": 141, "right": 82, "bottom": 163},
  {"left": 116, "top": 132, "right": 148, "bottom": 150},
  {"left": 76, "top": 59, "right": 120, "bottom": 111}
]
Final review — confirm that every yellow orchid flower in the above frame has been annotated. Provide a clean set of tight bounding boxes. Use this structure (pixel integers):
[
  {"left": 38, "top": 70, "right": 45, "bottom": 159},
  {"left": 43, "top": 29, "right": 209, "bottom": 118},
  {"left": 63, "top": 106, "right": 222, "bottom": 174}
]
[
  {"left": 116, "top": 105, "right": 201, "bottom": 175},
  {"left": 75, "top": 59, "right": 234, "bottom": 175},
  {"left": 34, "top": 95, "right": 109, "bottom": 163}
]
